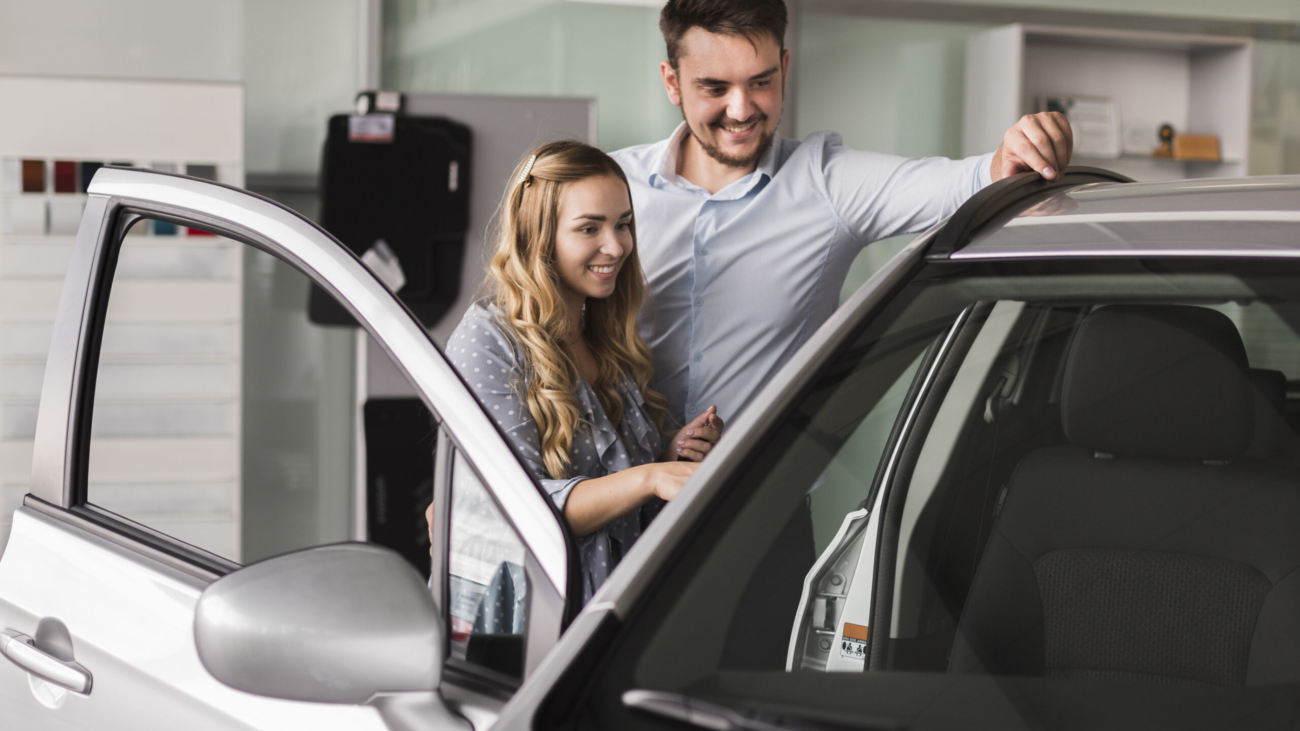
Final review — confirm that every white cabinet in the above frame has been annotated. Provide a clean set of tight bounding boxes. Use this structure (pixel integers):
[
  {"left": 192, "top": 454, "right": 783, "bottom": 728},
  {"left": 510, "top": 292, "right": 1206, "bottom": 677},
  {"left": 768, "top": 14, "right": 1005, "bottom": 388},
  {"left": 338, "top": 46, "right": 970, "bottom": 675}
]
[
  {"left": 964, "top": 24, "right": 1252, "bottom": 181},
  {"left": 0, "top": 77, "right": 244, "bottom": 559}
]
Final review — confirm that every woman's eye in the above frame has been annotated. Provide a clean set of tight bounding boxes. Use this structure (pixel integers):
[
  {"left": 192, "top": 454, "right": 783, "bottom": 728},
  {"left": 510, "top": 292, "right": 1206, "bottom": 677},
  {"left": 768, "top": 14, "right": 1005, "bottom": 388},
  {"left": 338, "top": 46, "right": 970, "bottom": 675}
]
[{"left": 580, "top": 226, "right": 597, "bottom": 234}]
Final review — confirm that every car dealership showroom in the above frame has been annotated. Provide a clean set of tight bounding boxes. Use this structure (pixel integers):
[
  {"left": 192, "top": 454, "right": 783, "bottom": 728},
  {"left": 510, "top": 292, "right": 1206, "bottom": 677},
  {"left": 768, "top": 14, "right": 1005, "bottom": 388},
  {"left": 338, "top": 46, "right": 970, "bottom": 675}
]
[{"left": 2, "top": 0, "right": 1300, "bottom": 729}]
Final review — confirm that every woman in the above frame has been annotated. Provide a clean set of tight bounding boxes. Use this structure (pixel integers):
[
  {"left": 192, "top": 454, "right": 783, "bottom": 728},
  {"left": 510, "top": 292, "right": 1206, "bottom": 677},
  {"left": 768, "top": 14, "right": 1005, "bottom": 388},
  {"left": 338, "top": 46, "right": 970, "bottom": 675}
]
[{"left": 448, "top": 141, "right": 723, "bottom": 602}]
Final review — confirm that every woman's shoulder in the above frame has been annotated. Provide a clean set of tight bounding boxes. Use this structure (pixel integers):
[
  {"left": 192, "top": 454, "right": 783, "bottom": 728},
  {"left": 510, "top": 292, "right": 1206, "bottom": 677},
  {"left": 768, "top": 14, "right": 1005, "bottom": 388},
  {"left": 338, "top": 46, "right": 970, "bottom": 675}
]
[{"left": 450, "top": 300, "right": 521, "bottom": 365}]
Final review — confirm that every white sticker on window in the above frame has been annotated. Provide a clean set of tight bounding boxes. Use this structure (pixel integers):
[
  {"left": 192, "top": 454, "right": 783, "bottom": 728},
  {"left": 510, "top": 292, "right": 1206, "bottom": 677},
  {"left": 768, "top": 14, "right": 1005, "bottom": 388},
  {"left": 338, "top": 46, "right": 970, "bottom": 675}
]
[
  {"left": 361, "top": 239, "right": 406, "bottom": 293},
  {"left": 348, "top": 114, "right": 394, "bottom": 143}
]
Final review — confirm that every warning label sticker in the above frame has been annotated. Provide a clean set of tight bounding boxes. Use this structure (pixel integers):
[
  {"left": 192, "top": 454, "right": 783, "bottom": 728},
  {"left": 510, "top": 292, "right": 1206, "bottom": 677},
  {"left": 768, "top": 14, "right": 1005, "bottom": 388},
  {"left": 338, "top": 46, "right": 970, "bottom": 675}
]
[{"left": 840, "top": 623, "right": 869, "bottom": 661}]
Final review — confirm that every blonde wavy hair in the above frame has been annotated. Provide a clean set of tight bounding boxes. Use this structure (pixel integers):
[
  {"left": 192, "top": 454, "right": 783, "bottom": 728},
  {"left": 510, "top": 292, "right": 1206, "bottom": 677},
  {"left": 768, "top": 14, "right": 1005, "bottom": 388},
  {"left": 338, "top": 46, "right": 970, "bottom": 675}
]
[{"left": 486, "top": 140, "right": 672, "bottom": 479}]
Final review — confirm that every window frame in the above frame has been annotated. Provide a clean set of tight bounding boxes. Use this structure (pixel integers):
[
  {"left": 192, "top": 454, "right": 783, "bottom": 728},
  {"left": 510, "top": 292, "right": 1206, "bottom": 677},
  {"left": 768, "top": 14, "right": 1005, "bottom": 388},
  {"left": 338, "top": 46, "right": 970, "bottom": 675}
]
[
  {"left": 26, "top": 169, "right": 571, "bottom": 612},
  {"left": 433, "top": 424, "right": 571, "bottom": 692}
]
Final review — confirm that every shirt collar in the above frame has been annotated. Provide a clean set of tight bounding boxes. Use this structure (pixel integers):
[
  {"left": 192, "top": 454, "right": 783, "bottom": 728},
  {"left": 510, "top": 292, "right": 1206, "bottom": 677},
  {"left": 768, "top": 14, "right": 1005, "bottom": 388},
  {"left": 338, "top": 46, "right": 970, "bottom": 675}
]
[
  {"left": 649, "top": 121, "right": 780, "bottom": 199},
  {"left": 648, "top": 122, "right": 691, "bottom": 188}
]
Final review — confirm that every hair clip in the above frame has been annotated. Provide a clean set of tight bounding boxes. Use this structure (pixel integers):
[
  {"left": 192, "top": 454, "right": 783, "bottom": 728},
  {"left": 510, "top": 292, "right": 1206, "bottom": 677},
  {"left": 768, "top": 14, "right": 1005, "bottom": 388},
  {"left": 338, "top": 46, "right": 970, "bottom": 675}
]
[{"left": 517, "top": 154, "right": 537, "bottom": 188}]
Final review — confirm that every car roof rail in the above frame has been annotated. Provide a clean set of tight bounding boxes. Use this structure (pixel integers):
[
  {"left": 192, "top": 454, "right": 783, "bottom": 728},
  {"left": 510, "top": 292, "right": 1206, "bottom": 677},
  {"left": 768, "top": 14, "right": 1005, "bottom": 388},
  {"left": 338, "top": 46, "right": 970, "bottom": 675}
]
[{"left": 926, "top": 166, "right": 1134, "bottom": 260}]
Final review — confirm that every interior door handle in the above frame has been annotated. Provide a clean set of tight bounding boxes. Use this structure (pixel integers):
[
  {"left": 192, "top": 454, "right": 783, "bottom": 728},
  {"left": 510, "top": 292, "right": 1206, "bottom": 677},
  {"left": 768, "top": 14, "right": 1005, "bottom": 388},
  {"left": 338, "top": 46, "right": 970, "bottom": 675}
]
[{"left": 2, "top": 628, "right": 93, "bottom": 694}]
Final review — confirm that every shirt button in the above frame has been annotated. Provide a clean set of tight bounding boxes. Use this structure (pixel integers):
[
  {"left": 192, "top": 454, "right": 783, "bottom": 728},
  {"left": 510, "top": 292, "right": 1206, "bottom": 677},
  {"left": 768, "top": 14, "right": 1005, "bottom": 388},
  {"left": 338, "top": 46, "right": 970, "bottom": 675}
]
[
  {"left": 694, "top": 353, "right": 703, "bottom": 363},
  {"left": 694, "top": 297, "right": 703, "bottom": 307},
  {"left": 698, "top": 248, "right": 709, "bottom": 255}
]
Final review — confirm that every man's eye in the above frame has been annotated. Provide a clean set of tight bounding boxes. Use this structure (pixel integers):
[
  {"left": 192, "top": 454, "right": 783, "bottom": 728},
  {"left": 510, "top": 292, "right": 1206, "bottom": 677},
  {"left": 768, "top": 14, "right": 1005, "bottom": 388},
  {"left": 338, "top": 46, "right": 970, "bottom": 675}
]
[
  {"left": 753, "top": 80, "right": 771, "bottom": 88},
  {"left": 617, "top": 222, "right": 631, "bottom": 230},
  {"left": 705, "top": 87, "right": 725, "bottom": 95}
]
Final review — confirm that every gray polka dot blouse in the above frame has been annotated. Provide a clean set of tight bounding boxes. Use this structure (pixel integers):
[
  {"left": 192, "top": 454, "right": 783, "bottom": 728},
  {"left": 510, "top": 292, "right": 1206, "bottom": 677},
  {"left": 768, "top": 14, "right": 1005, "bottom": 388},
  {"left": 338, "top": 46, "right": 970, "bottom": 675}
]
[{"left": 449, "top": 302, "right": 668, "bottom": 604}]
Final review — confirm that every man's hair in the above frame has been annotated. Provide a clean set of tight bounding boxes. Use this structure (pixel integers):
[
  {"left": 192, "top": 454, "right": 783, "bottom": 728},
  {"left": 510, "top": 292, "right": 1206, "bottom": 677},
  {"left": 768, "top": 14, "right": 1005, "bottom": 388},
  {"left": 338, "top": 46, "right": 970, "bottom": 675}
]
[{"left": 659, "top": 0, "right": 788, "bottom": 69}]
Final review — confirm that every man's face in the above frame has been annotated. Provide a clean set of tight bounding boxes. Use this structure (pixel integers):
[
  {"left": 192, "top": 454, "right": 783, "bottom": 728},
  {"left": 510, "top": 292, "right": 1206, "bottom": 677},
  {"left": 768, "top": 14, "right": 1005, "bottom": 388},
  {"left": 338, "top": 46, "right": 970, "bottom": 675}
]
[{"left": 663, "top": 27, "right": 788, "bottom": 169}]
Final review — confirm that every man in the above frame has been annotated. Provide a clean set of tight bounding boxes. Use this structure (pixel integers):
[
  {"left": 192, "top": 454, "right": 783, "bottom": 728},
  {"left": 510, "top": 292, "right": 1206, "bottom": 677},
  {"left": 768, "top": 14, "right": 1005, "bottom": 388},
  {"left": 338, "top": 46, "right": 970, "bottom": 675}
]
[
  {"left": 609, "top": 0, "right": 1073, "bottom": 669},
  {"left": 612, "top": 0, "right": 1072, "bottom": 428}
]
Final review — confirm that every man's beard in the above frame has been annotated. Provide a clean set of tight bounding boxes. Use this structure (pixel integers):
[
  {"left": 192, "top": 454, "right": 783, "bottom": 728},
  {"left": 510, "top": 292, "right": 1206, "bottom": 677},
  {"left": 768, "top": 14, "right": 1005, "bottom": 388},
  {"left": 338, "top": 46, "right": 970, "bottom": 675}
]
[{"left": 685, "top": 110, "right": 776, "bottom": 169}]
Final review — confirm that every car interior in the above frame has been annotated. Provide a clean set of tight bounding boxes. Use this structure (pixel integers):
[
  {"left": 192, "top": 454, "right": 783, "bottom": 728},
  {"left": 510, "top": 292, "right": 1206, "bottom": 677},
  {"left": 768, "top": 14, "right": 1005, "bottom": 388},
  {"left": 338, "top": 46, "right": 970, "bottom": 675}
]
[
  {"left": 887, "top": 301, "right": 1300, "bottom": 685},
  {"left": 589, "top": 259, "right": 1300, "bottom": 730}
]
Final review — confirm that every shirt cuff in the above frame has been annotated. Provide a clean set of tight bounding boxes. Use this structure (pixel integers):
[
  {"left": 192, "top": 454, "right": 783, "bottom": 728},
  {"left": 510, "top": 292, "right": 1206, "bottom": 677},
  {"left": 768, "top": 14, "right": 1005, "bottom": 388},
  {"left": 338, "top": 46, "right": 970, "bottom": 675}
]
[
  {"left": 543, "top": 476, "right": 588, "bottom": 512},
  {"left": 975, "top": 151, "right": 995, "bottom": 190}
]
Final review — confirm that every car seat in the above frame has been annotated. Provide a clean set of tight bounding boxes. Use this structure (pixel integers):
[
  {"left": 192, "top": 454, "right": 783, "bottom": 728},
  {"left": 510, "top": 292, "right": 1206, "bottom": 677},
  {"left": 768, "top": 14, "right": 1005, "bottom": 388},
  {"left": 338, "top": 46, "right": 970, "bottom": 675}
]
[
  {"left": 949, "top": 305, "right": 1300, "bottom": 686},
  {"left": 1249, "top": 368, "right": 1300, "bottom": 460}
]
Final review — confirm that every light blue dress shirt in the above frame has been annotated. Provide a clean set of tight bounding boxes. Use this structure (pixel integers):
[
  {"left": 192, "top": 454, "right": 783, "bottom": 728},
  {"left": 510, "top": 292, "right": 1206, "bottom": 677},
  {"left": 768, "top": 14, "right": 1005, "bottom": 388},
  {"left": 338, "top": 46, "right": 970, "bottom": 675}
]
[{"left": 612, "top": 123, "right": 993, "bottom": 425}]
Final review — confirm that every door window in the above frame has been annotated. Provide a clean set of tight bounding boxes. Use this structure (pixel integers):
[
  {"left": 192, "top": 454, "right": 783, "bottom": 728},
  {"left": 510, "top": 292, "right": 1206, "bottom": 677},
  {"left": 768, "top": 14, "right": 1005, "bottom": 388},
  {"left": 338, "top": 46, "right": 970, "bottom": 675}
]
[
  {"left": 446, "top": 449, "right": 528, "bottom": 680},
  {"left": 586, "top": 259, "right": 1300, "bottom": 730},
  {"left": 83, "top": 216, "right": 355, "bottom": 564}
]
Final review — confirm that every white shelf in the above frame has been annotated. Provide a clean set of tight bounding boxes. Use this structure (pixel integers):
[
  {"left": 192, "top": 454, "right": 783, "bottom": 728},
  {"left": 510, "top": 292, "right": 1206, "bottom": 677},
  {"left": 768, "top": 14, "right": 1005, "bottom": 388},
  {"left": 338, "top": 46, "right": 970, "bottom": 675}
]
[
  {"left": 0, "top": 75, "right": 244, "bottom": 562},
  {"left": 964, "top": 24, "right": 1252, "bottom": 181}
]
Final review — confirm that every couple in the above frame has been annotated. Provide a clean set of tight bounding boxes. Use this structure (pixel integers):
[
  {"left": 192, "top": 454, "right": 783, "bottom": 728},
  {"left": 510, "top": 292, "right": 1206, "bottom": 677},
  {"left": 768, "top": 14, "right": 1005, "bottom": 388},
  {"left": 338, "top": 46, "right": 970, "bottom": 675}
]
[{"left": 450, "top": 0, "right": 1073, "bottom": 603}]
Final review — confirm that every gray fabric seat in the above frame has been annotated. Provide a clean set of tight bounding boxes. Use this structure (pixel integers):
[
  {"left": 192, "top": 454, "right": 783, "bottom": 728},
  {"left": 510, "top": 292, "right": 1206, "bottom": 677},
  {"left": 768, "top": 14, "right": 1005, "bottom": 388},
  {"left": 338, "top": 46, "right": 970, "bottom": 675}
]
[
  {"left": 950, "top": 305, "right": 1300, "bottom": 686},
  {"left": 1248, "top": 368, "right": 1300, "bottom": 459}
]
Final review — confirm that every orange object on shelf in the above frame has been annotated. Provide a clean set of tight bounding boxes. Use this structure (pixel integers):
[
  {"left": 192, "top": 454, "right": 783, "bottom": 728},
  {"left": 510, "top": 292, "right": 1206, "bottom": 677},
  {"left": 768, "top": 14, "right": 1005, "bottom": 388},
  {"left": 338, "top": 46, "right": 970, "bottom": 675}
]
[{"left": 1173, "top": 134, "right": 1220, "bottom": 162}]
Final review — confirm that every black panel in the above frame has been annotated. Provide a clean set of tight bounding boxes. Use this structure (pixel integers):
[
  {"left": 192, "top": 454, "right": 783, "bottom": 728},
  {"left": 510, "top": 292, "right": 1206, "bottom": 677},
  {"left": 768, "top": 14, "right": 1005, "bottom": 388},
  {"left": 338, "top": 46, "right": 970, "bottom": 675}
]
[
  {"left": 310, "top": 113, "right": 472, "bottom": 328},
  {"left": 364, "top": 398, "right": 437, "bottom": 575}
]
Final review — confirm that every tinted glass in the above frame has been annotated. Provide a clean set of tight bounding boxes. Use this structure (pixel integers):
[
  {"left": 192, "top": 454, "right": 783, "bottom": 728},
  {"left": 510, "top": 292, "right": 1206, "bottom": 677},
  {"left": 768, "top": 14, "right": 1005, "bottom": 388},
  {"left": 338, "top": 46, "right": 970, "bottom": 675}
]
[
  {"left": 447, "top": 449, "right": 528, "bottom": 680},
  {"left": 589, "top": 259, "right": 1300, "bottom": 731}
]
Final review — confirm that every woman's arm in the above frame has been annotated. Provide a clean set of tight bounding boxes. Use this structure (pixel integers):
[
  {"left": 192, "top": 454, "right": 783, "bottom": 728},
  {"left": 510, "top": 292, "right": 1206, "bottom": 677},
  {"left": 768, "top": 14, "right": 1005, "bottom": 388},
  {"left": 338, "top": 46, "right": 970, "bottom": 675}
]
[{"left": 563, "top": 461, "right": 697, "bottom": 537}]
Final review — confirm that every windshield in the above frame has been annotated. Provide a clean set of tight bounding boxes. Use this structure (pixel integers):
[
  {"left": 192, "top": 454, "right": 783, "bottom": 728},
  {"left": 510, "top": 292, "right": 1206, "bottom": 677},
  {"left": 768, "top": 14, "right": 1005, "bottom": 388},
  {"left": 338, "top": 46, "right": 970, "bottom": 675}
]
[{"left": 585, "top": 258, "right": 1300, "bottom": 731}]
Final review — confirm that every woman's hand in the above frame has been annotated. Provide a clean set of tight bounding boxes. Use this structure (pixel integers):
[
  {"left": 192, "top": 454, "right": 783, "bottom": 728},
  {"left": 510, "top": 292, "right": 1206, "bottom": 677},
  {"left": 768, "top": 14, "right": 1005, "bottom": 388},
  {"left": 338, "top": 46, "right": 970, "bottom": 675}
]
[
  {"left": 669, "top": 405, "right": 725, "bottom": 462},
  {"left": 564, "top": 461, "right": 698, "bottom": 536},
  {"left": 643, "top": 460, "right": 698, "bottom": 502}
]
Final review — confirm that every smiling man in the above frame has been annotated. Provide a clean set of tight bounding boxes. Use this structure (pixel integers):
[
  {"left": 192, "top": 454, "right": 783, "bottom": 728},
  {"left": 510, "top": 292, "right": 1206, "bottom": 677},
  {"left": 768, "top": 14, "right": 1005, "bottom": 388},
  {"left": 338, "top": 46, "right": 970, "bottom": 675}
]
[{"left": 613, "top": 0, "right": 1072, "bottom": 429}]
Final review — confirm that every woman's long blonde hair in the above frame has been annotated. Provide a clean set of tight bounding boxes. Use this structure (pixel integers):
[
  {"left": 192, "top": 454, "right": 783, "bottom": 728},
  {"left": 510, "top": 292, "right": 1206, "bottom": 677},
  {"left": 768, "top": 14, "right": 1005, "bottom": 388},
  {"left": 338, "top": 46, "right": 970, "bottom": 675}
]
[{"left": 487, "top": 140, "right": 672, "bottom": 479}]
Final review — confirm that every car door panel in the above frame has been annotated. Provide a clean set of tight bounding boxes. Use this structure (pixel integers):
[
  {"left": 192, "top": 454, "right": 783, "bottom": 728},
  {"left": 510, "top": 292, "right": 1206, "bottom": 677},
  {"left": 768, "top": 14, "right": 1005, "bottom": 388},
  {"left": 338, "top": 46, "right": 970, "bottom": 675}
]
[{"left": 0, "top": 508, "right": 387, "bottom": 729}]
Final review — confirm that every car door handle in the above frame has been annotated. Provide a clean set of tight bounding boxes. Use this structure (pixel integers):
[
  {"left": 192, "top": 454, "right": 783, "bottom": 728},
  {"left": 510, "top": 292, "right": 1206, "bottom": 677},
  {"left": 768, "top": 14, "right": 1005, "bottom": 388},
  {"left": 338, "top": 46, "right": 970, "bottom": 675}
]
[{"left": 1, "top": 629, "right": 93, "bottom": 694}]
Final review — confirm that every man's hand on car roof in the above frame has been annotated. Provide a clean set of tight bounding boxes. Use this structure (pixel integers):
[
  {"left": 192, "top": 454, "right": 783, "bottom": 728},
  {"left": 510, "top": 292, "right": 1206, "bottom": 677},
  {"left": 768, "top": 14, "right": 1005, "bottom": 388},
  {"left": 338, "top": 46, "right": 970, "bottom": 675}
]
[{"left": 990, "top": 112, "right": 1074, "bottom": 182}]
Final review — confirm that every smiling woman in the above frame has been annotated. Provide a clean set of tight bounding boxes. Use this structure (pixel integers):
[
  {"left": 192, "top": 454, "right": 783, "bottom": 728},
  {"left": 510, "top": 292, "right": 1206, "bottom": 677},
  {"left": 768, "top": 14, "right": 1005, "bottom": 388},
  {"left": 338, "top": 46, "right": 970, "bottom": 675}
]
[{"left": 444, "top": 141, "right": 725, "bottom": 605}]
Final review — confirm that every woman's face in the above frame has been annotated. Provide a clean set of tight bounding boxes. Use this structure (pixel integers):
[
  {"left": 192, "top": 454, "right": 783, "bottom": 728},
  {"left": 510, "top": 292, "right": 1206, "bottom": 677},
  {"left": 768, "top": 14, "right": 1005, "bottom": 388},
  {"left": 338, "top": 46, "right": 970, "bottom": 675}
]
[{"left": 552, "top": 174, "right": 634, "bottom": 307}]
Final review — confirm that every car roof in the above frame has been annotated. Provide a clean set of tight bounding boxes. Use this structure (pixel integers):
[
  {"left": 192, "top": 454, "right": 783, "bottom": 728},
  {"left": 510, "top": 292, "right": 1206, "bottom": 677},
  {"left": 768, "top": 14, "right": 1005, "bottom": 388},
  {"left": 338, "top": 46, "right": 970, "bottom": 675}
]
[{"left": 954, "top": 175, "right": 1300, "bottom": 260}]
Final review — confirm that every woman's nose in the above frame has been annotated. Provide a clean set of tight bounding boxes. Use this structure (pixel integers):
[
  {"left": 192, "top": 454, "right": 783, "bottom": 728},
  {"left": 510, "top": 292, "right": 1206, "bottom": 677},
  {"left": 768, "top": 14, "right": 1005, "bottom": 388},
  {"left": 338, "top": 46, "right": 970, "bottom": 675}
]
[{"left": 599, "top": 230, "right": 627, "bottom": 257}]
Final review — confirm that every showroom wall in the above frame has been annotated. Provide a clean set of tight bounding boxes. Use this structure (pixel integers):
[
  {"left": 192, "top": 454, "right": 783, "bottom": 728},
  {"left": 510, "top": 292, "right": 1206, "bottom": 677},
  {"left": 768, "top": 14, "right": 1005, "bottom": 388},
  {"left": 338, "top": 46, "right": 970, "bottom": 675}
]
[
  {"left": 794, "top": 7, "right": 1300, "bottom": 175},
  {"left": 384, "top": 0, "right": 680, "bottom": 151},
  {"left": 382, "top": 0, "right": 1300, "bottom": 172},
  {"left": 0, "top": 0, "right": 366, "bottom": 561},
  {"left": 880, "top": 0, "right": 1297, "bottom": 23},
  {"left": 0, "top": 0, "right": 241, "bottom": 82},
  {"left": 244, "top": 0, "right": 367, "bottom": 177}
]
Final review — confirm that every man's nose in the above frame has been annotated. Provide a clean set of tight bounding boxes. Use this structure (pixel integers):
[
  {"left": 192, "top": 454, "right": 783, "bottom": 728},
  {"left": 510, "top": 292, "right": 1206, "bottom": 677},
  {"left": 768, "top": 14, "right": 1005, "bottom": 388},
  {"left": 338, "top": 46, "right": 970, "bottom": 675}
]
[{"left": 724, "top": 87, "right": 755, "bottom": 124}]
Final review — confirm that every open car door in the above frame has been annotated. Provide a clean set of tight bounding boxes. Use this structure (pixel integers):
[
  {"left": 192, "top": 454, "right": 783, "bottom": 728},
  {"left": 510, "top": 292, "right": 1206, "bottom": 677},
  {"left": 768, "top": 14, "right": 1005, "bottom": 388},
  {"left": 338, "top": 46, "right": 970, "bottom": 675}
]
[{"left": 0, "top": 168, "right": 572, "bottom": 729}]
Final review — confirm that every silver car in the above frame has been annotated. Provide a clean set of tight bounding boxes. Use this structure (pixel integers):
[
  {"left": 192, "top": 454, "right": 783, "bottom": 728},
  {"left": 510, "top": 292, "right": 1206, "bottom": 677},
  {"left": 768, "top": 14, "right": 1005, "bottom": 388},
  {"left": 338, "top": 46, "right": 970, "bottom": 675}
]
[{"left": 5, "top": 166, "right": 1300, "bottom": 730}]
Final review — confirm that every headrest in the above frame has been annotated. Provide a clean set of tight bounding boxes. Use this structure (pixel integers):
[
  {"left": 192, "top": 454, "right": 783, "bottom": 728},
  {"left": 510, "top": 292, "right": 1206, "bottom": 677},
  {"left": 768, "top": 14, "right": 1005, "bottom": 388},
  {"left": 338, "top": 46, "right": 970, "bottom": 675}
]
[
  {"left": 1248, "top": 368, "right": 1290, "bottom": 459},
  {"left": 1251, "top": 368, "right": 1287, "bottom": 414},
  {"left": 1062, "top": 305, "right": 1254, "bottom": 460}
]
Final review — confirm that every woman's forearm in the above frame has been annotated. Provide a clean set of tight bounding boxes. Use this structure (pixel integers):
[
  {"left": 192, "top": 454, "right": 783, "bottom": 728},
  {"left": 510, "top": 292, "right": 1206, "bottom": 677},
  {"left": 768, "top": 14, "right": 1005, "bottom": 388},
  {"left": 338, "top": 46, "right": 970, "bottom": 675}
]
[{"left": 562, "top": 467, "right": 653, "bottom": 537}]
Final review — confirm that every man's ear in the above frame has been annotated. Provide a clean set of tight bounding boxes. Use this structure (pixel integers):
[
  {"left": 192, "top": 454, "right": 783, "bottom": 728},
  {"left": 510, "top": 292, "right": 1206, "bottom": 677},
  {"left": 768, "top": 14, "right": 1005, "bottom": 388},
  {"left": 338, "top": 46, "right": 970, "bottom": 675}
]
[
  {"left": 780, "top": 48, "right": 790, "bottom": 88},
  {"left": 660, "top": 60, "right": 682, "bottom": 107}
]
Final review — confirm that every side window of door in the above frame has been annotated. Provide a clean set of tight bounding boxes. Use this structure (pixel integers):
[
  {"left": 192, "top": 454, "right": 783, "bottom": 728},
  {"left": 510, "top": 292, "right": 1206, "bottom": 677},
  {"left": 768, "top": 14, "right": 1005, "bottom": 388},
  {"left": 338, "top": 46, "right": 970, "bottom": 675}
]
[
  {"left": 83, "top": 215, "right": 356, "bottom": 565},
  {"left": 446, "top": 448, "right": 528, "bottom": 681}
]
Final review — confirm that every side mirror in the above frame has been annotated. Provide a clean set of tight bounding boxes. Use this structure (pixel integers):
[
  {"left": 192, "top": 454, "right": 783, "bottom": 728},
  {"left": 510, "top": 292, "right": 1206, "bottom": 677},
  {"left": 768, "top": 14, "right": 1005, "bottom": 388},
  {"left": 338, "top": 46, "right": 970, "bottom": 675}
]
[{"left": 194, "top": 543, "right": 468, "bottom": 729}]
